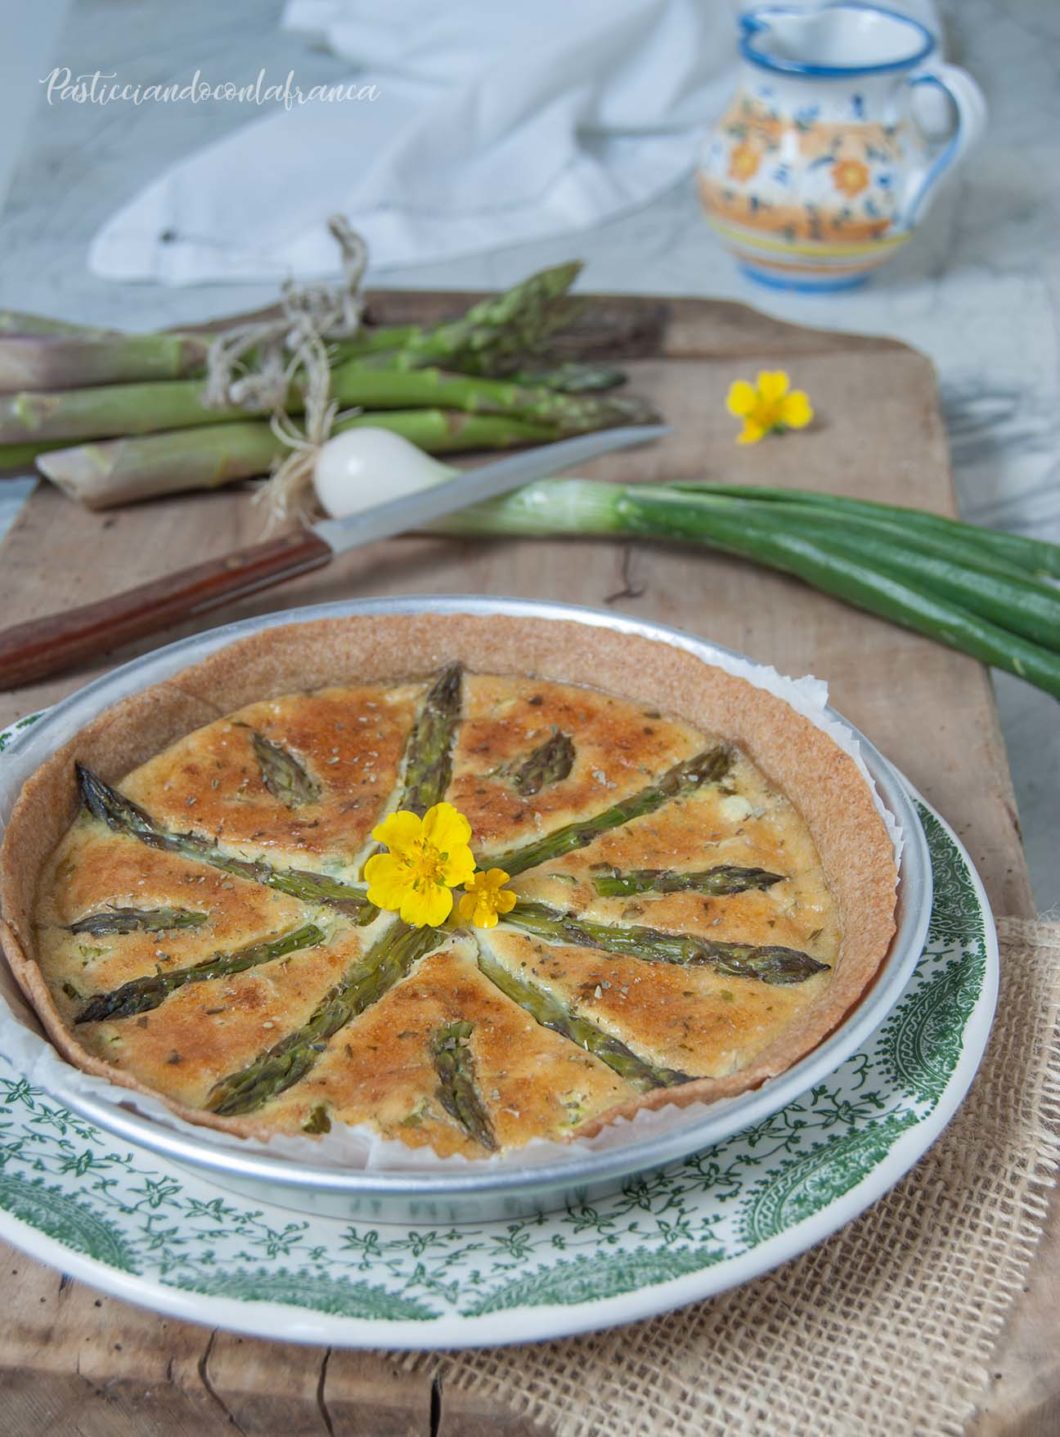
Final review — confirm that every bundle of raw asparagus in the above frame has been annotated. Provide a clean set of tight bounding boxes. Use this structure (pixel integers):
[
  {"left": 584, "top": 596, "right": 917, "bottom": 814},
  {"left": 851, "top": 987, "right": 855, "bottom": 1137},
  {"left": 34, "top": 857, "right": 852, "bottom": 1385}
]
[{"left": 0, "top": 263, "right": 658, "bottom": 510}]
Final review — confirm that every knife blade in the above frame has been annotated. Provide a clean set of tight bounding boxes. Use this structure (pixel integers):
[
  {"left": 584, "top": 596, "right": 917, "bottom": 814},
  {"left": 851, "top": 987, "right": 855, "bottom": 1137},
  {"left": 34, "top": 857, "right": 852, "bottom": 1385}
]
[
  {"left": 311, "top": 425, "right": 667, "bottom": 555},
  {"left": 0, "top": 424, "right": 667, "bottom": 689}
]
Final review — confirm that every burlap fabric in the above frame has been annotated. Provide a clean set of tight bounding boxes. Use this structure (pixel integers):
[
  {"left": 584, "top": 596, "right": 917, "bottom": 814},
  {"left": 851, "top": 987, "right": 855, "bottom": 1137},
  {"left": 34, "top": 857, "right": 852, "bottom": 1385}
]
[{"left": 404, "top": 917, "right": 1060, "bottom": 1436}]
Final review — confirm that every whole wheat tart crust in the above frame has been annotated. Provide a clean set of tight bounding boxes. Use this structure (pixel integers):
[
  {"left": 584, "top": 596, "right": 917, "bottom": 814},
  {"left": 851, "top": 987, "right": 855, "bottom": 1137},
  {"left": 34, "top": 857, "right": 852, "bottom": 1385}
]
[{"left": 0, "top": 612, "right": 898, "bottom": 1146}]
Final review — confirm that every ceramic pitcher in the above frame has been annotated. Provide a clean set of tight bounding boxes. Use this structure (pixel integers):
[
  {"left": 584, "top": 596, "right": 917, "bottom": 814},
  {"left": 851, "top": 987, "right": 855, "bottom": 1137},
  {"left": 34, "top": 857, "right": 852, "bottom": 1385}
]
[{"left": 697, "top": 3, "right": 986, "bottom": 290}]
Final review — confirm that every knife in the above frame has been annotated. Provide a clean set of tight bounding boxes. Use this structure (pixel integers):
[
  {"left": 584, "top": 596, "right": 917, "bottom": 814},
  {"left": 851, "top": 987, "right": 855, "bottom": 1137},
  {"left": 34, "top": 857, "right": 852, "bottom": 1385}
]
[{"left": 0, "top": 424, "right": 666, "bottom": 689}]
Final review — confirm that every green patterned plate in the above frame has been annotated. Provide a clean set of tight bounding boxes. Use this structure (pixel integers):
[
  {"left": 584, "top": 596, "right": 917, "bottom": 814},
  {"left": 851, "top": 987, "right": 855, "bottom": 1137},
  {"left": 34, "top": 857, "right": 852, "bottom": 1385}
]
[{"left": 0, "top": 709, "right": 996, "bottom": 1347}]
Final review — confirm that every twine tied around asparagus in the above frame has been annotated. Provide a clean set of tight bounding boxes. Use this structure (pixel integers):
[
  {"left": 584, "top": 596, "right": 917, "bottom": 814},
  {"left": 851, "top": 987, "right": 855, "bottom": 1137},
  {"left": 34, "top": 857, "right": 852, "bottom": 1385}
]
[
  {"left": 258, "top": 328, "right": 345, "bottom": 526},
  {"left": 203, "top": 216, "right": 367, "bottom": 412},
  {"left": 203, "top": 215, "right": 369, "bottom": 525}
]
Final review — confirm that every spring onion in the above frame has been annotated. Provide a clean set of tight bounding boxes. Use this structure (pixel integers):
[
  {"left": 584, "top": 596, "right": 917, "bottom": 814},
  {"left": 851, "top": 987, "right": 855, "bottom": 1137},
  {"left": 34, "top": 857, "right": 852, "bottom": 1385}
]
[{"left": 432, "top": 478, "right": 1060, "bottom": 699}]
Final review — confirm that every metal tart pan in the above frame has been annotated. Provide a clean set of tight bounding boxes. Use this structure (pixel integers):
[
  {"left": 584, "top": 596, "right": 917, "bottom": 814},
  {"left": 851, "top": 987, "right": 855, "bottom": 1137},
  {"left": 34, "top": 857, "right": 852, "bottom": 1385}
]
[{"left": 0, "top": 596, "right": 931, "bottom": 1224}]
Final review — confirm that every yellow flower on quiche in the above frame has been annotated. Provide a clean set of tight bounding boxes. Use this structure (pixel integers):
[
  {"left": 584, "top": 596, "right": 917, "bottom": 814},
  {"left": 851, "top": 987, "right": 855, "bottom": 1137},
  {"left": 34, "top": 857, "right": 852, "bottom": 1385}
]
[
  {"left": 365, "top": 802, "right": 476, "bottom": 927},
  {"left": 457, "top": 868, "right": 517, "bottom": 929}
]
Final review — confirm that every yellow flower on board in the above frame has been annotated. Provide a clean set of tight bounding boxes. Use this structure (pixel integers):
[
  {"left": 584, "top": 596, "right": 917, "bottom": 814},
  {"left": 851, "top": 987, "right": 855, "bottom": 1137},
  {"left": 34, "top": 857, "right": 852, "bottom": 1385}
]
[
  {"left": 726, "top": 370, "right": 814, "bottom": 445},
  {"left": 364, "top": 802, "right": 477, "bottom": 927},
  {"left": 456, "top": 868, "right": 517, "bottom": 930},
  {"left": 832, "top": 157, "right": 871, "bottom": 198},
  {"left": 728, "top": 141, "right": 761, "bottom": 182}
]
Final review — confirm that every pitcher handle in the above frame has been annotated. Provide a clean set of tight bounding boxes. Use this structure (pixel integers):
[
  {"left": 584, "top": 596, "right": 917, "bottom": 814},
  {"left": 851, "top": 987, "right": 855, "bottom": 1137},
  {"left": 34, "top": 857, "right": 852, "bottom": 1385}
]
[{"left": 899, "top": 64, "right": 987, "bottom": 228}]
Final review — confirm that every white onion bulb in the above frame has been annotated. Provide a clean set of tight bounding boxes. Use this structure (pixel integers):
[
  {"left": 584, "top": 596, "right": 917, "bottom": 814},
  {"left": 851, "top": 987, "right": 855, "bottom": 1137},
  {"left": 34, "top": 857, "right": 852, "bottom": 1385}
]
[{"left": 313, "top": 428, "right": 455, "bottom": 519}]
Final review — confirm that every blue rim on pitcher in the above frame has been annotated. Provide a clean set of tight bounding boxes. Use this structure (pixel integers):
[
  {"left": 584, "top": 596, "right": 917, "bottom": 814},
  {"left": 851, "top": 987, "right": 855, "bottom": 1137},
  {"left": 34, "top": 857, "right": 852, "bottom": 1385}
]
[{"left": 739, "top": 4, "right": 935, "bottom": 80}]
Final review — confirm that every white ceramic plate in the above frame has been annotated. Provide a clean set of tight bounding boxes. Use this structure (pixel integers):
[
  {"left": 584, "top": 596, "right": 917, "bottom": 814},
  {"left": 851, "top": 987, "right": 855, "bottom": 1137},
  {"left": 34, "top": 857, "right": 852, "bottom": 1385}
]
[{"left": 0, "top": 695, "right": 996, "bottom": 1346}]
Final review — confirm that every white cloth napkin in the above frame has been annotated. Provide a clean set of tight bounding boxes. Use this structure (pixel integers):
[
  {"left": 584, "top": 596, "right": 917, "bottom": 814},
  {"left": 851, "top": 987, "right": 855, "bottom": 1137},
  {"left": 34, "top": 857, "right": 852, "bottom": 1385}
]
[{"left": 89, "top": 0, "right": 942, "bottom": 286}]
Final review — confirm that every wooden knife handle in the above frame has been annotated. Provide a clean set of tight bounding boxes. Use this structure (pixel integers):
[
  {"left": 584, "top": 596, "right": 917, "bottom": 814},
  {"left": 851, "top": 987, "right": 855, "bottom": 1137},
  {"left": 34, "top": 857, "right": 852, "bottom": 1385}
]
[{"left": 0, "top": 530, "right": 333, "bottom": 690}]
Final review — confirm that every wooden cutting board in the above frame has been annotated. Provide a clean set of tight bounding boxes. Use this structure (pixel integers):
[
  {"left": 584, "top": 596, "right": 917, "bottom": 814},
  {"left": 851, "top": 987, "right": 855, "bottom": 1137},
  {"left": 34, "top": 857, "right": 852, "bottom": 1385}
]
[{"left": 0, "top": 291, "right": 1049, "bottom": 1436}]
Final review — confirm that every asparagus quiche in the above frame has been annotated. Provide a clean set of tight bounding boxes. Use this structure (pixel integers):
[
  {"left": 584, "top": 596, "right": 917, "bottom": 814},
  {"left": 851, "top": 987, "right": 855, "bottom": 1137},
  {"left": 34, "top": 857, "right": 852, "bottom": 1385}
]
[{"left": 0, "top": 613, "right": 898, "bottom": 1159}]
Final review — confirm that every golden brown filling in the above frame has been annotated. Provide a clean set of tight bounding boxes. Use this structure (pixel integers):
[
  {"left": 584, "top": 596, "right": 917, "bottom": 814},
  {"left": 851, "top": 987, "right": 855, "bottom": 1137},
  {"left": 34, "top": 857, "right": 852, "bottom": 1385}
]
[{"left": 33, "top": 669, "right": 839, "bottom": 1158}]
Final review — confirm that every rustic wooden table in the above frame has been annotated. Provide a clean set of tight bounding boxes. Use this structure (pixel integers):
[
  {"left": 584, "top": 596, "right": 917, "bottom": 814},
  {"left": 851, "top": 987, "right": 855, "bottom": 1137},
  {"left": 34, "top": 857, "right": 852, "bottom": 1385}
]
[{"left": 0, "top": 293, "right": 1051, "bottom": 1435}]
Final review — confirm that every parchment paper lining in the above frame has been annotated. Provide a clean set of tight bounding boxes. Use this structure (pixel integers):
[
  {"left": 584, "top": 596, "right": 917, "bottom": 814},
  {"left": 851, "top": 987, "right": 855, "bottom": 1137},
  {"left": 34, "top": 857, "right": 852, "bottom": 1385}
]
[{"left": 0, "top": 635, "right": 903, "bottom": 1175}]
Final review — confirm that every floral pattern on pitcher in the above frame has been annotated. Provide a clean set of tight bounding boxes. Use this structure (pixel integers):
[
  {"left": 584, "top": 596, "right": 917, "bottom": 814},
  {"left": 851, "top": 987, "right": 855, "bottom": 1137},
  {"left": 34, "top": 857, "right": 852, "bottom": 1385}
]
[
  {"left": 696, "top": 5, "right": 986, "bottom": 291},
  {"left": 700, "top": 89, "right": 911, "bottom": 252}
]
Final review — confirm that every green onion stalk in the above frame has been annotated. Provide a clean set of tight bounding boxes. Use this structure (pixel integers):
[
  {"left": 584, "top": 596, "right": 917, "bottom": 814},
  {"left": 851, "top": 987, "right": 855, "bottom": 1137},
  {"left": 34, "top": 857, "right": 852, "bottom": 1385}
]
[
  {"left": 675, "top": 483, "right": 1060, "bottom": 581},
  {"left": 430, "top": 479, "right": 1060, "bottom": 699}
]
